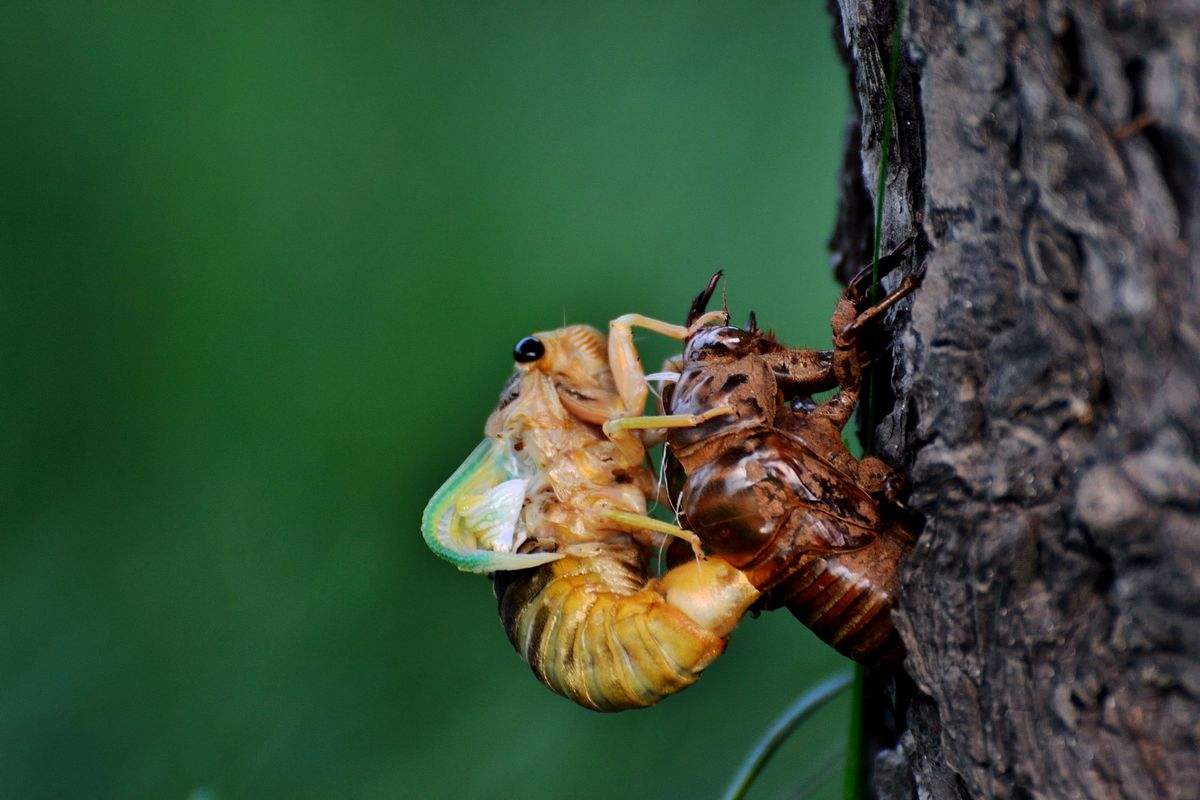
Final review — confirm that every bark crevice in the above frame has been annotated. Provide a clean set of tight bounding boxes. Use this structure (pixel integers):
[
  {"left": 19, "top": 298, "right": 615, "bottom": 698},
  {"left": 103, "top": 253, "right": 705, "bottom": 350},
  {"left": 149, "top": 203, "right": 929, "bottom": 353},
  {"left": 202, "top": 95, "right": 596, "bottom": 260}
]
[{"left": 827, "top": 2, "right": 1200, "bottom": 798}]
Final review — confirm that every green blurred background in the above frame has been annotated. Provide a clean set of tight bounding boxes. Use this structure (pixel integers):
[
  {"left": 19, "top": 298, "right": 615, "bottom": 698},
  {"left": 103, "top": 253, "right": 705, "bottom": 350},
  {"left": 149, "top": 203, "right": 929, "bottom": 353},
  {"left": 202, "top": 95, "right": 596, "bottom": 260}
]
[{"left": 1, "top": 2, "right": 851, "bottom": 798}]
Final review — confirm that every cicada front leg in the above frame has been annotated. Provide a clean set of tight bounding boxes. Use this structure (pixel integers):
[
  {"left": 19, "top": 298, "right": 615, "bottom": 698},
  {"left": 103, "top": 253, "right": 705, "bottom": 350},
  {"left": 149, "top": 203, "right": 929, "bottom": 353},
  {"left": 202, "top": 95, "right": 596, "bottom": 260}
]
[
  {"left": 603, "top": 270, "right": 727, "bottom": 418},
  {"left": 603, "top": 313, "right": 732, "bottom": 452},
  {"left": 820, "top": 268, "right": 920, "bottom": 431},
  {"left": 606, "top": 311, "right": 729, "bottom": 418},
  {"left": 600, "top": 312, "right": 731, "bottom": 560}
]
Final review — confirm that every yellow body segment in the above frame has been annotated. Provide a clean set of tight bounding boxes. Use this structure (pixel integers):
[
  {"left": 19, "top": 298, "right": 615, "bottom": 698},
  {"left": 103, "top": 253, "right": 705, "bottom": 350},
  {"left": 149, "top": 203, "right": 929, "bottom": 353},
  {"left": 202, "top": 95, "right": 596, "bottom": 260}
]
[{"left": 495, "top": 540, "right": 759, "bottom": 711}]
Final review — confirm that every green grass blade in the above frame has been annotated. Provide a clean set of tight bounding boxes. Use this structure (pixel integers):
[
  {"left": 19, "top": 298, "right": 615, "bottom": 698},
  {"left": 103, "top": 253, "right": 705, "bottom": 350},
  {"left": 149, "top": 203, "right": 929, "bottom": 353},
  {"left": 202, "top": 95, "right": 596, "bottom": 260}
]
[
  {"left": 841, "top": 664, "right": 867, "bottom": 800},
  {"left": 721, "top": 671, "right": 853, "bottom": 800}
]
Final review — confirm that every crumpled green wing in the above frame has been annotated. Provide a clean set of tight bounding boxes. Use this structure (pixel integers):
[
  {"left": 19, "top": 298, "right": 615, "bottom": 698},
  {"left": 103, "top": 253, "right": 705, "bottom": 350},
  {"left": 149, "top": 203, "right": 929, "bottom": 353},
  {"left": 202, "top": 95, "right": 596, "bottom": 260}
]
[{"left": 421, "top": 438, "right": 562, "bottom": 574}]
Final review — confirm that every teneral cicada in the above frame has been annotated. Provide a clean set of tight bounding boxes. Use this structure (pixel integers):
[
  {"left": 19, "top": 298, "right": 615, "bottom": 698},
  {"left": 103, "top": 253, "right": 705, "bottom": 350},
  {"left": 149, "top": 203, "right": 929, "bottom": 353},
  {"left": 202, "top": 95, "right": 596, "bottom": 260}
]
[
  {"left": 606, "top": 266, "right": 919, "bottom": 667},
  {"left": 422, "top": 322, "right": 760, "bottom": 710}
]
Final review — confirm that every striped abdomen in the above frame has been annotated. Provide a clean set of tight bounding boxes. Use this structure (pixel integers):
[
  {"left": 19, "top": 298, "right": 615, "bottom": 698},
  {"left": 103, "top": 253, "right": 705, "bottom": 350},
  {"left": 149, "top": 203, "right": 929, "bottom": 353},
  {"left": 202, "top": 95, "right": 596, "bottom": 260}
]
[
  {"left": 493, "top": 540, "right": 760, "bottom": 711},
  {"left": 757, "top": 526, "right": 909, "bottom": 666}
]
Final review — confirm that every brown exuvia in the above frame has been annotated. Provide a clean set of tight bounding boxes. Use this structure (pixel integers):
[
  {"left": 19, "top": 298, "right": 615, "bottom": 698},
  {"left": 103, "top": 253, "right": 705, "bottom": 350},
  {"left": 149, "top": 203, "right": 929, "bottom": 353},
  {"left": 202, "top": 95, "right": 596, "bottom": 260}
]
[{"left": 609, "top": 262, "right": 920, "bottom": 666}]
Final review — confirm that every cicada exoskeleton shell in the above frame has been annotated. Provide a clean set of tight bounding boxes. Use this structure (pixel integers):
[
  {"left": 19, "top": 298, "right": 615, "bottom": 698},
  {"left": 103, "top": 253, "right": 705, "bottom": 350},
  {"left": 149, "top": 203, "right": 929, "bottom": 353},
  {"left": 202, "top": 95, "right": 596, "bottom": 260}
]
[{"left": 658, "top": 269, "right": 920, "bottom": 668}]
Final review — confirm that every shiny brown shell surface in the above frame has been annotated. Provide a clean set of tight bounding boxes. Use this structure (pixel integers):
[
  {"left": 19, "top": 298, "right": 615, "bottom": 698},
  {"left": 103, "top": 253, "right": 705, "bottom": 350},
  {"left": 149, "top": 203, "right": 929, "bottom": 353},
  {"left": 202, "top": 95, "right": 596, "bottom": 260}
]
[{"left": 662, "top": 275, "right": 917, "bottom": 667}]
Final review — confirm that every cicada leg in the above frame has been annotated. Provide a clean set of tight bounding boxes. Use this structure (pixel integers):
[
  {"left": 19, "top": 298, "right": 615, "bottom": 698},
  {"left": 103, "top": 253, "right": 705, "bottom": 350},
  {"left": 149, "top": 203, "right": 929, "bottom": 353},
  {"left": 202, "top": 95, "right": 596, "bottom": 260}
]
[
  {"left": 603, "top": 405, "right": 735, "bottom": 526},
  {"left": 607, "top": 311, "right": 728, "bottom": 417},
  {"left": 604, "top": 406, "right": 736, "bottom": 535},
  {"left": 842, "top": 238, "right": 914, "bottom": 303},
  {"left": 837, "top": 272, "right": 920, "bottom": 340},
  {"left": 821, "top": 268, "right": 920, "bottom": 431},
  {"left": 626, "top": 353, "right": 687, "bottom": 447},
  {"left": 600, "top": 508, "right": 705, "bottom": 561},
  {"left": 601, "top": 404, "right": 734, "bottom": 436}
]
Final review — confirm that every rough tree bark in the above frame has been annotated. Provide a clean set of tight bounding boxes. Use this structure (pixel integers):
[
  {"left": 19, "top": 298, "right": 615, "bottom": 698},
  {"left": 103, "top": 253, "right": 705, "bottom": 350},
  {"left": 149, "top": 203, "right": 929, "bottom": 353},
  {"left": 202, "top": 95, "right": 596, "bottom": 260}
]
[{"left": 826, "top": 1, "right": 1200, "bottom": 798}]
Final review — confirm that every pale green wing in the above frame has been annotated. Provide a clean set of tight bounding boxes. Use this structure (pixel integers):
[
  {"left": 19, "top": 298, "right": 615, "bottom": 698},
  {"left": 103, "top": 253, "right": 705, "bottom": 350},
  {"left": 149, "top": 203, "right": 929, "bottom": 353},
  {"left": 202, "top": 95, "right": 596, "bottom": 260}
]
[{"left": 421, "top": 438, "right": 562, "bottom": 574}]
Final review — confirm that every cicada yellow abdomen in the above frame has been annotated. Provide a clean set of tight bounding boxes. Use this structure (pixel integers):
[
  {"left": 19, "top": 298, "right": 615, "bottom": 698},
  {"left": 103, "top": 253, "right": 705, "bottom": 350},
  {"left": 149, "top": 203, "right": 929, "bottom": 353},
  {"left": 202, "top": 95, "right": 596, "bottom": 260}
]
[{"left": 493, "top": 539, "right": 758, "bottom": 711}]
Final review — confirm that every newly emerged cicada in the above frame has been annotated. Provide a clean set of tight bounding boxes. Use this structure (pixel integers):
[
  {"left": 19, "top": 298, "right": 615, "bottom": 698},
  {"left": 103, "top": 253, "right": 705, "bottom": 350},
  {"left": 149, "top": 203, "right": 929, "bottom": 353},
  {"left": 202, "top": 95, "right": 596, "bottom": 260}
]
[{"left": 422, "top": 321, "right": 760, "bottom": 710}]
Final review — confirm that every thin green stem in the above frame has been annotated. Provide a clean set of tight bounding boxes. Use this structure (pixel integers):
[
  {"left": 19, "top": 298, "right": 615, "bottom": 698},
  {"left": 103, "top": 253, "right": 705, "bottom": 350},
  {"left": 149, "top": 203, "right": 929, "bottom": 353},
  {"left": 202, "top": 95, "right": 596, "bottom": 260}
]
[
  {"left": 841, "top": 664, "right": 868, "bottom": 800},
  {"left": 721, "top": 672, "right": 853, "bottom": 800}
]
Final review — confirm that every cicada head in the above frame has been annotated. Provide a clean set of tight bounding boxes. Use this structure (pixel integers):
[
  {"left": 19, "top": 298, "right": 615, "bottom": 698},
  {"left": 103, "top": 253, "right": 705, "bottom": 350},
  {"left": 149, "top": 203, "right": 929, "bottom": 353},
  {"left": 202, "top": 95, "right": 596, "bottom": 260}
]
[
  {"left": 681, "top": 272, "right": 778, "bottom": 365},
  {"left": 683, "top": 325, "right": 760, "bottom": 362},
  {"left": 493, "top": 324, "right": 624, "bottom": 427}
]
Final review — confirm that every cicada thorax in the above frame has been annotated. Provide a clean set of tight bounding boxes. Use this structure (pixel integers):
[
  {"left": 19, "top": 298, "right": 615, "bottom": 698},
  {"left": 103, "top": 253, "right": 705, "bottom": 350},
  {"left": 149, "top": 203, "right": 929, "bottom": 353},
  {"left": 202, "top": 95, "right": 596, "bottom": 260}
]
[
  {"left": 663, "top": 340, "right": 913, "bottom": 667},
  {"left": 487, "top": 365, "right": 656, "bottom": 545}
]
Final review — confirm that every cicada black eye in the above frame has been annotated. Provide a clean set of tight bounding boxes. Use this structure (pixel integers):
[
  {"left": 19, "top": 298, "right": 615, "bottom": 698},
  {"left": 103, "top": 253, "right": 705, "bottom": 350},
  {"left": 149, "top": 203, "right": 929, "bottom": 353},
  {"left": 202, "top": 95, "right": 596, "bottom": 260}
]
[{"left": 513, "top": 336, "right": 545, "bottom": 363}]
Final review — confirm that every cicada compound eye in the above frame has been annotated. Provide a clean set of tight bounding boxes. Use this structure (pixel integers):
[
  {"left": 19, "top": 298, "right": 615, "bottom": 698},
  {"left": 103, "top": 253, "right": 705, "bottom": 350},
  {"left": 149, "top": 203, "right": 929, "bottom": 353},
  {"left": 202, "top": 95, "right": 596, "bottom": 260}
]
[{"left": 513, "top": 336, "right": 545, "bottom": 363}]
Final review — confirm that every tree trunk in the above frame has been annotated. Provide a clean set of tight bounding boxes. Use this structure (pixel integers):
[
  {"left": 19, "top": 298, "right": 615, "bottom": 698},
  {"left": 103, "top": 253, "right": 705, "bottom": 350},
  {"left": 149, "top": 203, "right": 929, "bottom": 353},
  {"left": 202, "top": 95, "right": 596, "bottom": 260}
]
[{"left": 826, "top": 1, "right": 1200, "bottom": 798}]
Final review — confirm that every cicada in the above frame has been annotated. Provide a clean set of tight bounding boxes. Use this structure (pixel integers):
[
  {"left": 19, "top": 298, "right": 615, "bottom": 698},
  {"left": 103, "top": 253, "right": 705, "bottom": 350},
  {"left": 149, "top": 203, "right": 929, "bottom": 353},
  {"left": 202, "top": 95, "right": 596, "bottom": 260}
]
[
  {"left": 604, "top": 265, "right": 919, "bottom": 666},
  {"left": 422, "top": 322, "right": 760, "bottom": 710}
]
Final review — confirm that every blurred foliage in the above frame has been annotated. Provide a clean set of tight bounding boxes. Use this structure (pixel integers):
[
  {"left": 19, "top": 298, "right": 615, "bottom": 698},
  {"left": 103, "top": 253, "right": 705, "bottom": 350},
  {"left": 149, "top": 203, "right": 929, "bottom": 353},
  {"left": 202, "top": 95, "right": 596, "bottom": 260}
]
[{"left": 0, "top": 2, "right": 849, "bottom": 798}]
